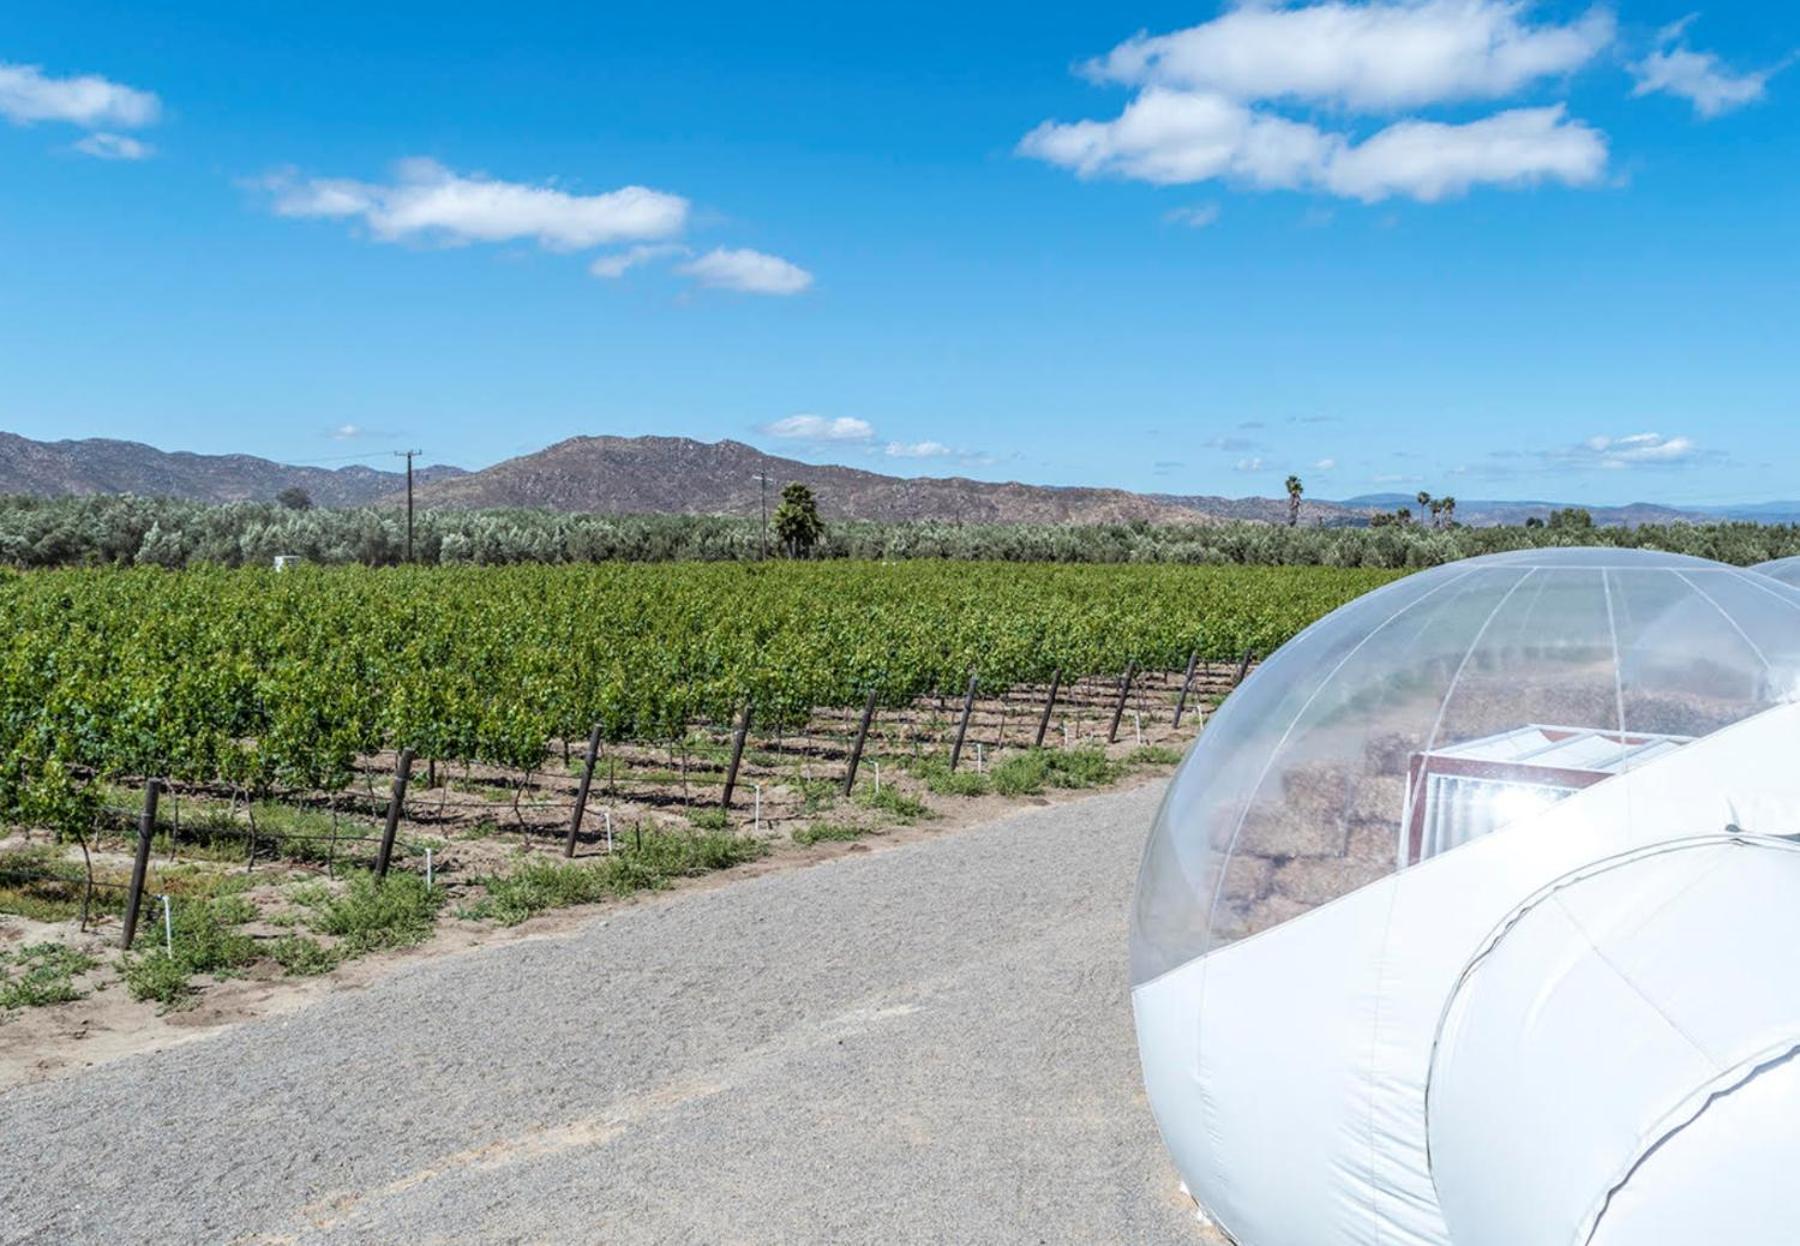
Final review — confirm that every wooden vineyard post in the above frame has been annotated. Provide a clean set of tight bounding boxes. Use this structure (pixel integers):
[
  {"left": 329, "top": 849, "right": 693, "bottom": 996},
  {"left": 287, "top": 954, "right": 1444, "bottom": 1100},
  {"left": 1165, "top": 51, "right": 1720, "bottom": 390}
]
[
  {"left": 1233, "top": 648, "right": 1256, "bottom": 687},
  {"left": 1107, "top": 662, "right": 1136, "bottom": 744},
  {"left": 721, "top": 703, "right": 753, "bottom": 811},
  {"left": 842, "top": 689, "right": 879, "bottom": 796},
  {"left": 1172, "top": 649, "right": 1200, "bottom": 727},
  {"left": 1034, "top": 668, "right": 1062, "bottom": 749},
  {"left": 565, "top": 723, "right": 603, "bottom": 858},
  {"left": 120, "top": 779, "right": 160, "bottom": 951},
  {"left": 948, "top": 673, "right": 980, "bottom": 771},
  {"left": 375, "top": 748, "right": 415, "bottom": 880}
]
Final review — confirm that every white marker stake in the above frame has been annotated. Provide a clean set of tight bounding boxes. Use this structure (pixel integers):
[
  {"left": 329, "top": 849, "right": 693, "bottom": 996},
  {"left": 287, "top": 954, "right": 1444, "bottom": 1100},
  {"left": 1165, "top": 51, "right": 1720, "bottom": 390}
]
[
  {"left": 874, "top": 762, "right": 881, "bottom": 794},
  {"left": 753, "top": 784, "right": 763, "bottom": 835},
  {"left": 976, "top": 743, "right": 985, "bottom": 773},
  {"left": 425, "top": 847, "right": 434, "bottom": 889},
  {"left": 1134, "top": 710, "right": 1143, "bottom": 747},
  {"left": 605, "top": 810, "right": 614, "bottom": 853},
  {"left": 161, "top": 895, "right": 173, "bottom": 954}
]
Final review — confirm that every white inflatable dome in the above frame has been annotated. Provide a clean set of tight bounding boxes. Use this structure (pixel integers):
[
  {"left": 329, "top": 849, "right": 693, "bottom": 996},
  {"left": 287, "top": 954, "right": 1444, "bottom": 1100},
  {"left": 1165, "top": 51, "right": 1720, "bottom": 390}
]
[
  {"left": 1132, "top": 547, "right": 1800, "bottom": 1245},
  {"left": 1754, "top": 554, "right": 1800, "bottom": 587}
]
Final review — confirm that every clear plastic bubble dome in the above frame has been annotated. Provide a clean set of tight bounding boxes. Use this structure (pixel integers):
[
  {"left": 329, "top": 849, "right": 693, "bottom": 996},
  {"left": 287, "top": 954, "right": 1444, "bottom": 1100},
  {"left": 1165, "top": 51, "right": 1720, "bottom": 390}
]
[
  {"left": 1754, "top": 555, "right": 1800, "bottom": 588},
  {"left": 1130, "top": 547, "right": 1800, "bottom": 986}
]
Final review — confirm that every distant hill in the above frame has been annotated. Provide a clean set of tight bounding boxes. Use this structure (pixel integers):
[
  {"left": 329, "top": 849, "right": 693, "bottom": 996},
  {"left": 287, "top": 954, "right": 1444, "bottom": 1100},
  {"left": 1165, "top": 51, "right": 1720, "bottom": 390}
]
[
  {"left": 399, "top": 435, "right": 1214, "bottom": 526},
  {"left": 0, "top": 432, "right": 465, "bottom": 507},
  {"left": 4, "top": 428, "right": 1794, "bottom": 529},
  {"left": 1337, "top": 494, "right": 1717, "bottom": 528}
]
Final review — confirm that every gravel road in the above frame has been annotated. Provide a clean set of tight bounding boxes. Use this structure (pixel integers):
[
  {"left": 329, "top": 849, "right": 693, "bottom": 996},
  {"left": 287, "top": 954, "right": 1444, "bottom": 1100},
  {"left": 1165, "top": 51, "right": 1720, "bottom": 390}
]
[{"left": 1, "top": 780, "right": 1203, "bottom": 1245}]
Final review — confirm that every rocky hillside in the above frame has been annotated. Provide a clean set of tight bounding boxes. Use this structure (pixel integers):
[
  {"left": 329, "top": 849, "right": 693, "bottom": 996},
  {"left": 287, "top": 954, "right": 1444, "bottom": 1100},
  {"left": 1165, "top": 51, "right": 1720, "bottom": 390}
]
[
  {"left": 0, "top": 432, "right": 465, "bottom": 507},
  {"left": 400, "top": 435, "right": 1217, "bottom": 525}
]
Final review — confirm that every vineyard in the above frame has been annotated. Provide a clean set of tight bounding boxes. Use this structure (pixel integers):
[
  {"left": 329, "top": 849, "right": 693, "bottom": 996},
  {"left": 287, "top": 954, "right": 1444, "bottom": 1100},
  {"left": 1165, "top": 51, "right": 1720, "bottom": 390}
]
[{"left": 0, "top": 561, "right": 1394, "bottom": 1026}]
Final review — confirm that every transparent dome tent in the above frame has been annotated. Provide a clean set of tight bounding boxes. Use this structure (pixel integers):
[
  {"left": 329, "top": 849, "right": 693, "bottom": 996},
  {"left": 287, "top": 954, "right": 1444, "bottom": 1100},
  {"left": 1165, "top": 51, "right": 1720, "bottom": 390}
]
[
  {"left": 1132, "top": 548, "right": 1800, "bottom": 1245},
  {"left": 1753, "top": 554, "right": 1800, "bottom": 588}
]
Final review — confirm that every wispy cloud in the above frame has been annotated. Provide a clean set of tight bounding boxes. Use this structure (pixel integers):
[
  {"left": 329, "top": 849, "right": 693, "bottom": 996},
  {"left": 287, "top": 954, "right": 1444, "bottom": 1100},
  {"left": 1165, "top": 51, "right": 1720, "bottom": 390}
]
[
  {"left": 72, "top": 131, "right": 153, "bottom": 160},
  {"left": 0, "top": 62, "right": 161, "bottom": 129},
  {"left": 262, "top": 158, "right": 688, "bottom": 249},
  {"left": 1489, "top": 431, "right": 1711, "bottom": 474},
  {"left": 1202, "top": 435, "right": 1260, "bottom": 452},
  {"left": 330, "top": 424, "right": 363, "bottom": 440},
  {"left": 885, "top": 440, "right": 954, "bottom": 458},
  {"left": 761, "top": 415, "right": 874, "bottom": 443},
  {"left": 1022, "top": 95, "right": 1605, "bottom": 202},
  {"left": 261, "top": 159, "right": 812, "bottom": 295},
  {"left": 678, "top": 247, "right": 814, "bottom": 296},
  {"left": 1631, "top": 17, "right": 1789, "bottom": 118},
  {"left": 1234, "top": 456, "right": 1267, "bottom": 472},
  {"left": 1314, "top": 457, "right": 1338, "bottom": 471},
  {"left": 1164, "top": 203, "right": 1221, "bottom": 228},
  {"left": 589, "top": 243, "right": 686, "bottom": 278}
]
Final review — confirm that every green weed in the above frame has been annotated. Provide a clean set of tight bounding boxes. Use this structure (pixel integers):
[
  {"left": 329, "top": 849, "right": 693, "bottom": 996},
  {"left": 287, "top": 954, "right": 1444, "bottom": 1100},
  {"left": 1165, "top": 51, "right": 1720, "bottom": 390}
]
[
  {"left": 0, "top": 942, "right": 97, "bottom": 1012},
  {"left": 792, "top": 822, "right": 867, "bottom": 846},
  {"left": 270, "top": 934, "right": 340, "bottom": 976},
  {"left": 469, "top": 830, "right": 764, "bottom": 926},
  {"left": 296, "top": 871, "right": 442, "bottom": 956}
]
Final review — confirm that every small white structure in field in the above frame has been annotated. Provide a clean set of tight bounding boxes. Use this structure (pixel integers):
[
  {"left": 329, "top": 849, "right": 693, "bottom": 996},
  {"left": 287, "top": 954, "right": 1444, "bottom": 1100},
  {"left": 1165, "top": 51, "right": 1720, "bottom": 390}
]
[
  {"left": 1132, "top": 547, "right": 1800, "bottom": 1245},
  {"left": 273, "top": 555, "right": 303, "bottom": 572},
  {"left": 1754, "top": 554, "right": 1800, "bottom": 587}
]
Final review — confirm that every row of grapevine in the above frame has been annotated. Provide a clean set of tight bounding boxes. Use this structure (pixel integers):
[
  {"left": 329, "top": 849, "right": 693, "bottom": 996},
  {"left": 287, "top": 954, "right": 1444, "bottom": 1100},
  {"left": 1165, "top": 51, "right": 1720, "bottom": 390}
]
[{"left": 0, "top": 562, "right": 1397, "bottom": 825}]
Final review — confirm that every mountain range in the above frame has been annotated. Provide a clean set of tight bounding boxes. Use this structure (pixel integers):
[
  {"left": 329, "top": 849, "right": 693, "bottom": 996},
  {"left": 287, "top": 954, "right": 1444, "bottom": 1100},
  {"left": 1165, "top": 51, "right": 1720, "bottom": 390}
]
[
  {"left": 0, "top": 432, "right": 466, "bottom": 508},
  {"left": 4, "top": 429, "right": 1796, "bottom": 528}
]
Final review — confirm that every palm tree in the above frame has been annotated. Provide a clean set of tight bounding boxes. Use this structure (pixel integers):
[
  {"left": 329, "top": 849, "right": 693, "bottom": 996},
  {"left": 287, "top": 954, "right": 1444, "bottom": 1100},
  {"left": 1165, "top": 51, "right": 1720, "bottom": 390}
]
[
  {"left": 1416, "top": 490, "right": 1433, "bottom": 520},
  {"left": 1439, "top": 495, "right": 1457, "bottom": 527},
  {"left": 1285, "top": 475, "right": 1304, "bottom": 527}
]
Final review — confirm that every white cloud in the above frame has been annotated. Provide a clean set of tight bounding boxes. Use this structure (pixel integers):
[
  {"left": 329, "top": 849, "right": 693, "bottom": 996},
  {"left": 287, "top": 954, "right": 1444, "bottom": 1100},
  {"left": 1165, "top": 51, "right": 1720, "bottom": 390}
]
[
  {"left": 1024, "top": 3, "right": 1614, "bottom": 206},
  {"left": 1235, "top": 456, "right": 1268, "bottom": 472},
  {"left": 331, "top": 423, "right": 363, "bottom": 440},
  {"left": 589, "top": 243, "right": 686, "bottom": 278},
  {"left": 885, "top": 440, "right": 955, "bottom": 458},
  {"left": 264, "top": 158, "right": 689, "bottom": 250},
  {"left": 1631, "top": 18, "right": 1787, "bottom": 118},
  {"left": 1315, "top": 457, "right": 1338, "bottom": 470},
  {"left": 1164, "top": 203, "right": 1221, "bottom": 228},
  {"left": 678, "top": 247, "right": 813, "bottom": 295},
  {"left": 1022, "top": 93, "right": 1604, "bottom": 201},
  {"left": 1575, "top": 432, "right": 1699, "bottom": 469},
  {"left": 762, "top": 415, "right": 874, "bottom": 442},
  {"left": 1083, "top": 1, "right": 1614, "bottom": 111},
  {"left": 72, "top": 131, "right": 151, "bottom": 160},
  {"left": 1322, "top": 105, "right": 1606, "bottom": 202},
  {"left": 0, "top": 62, "right": 161, "bottom": 129}
]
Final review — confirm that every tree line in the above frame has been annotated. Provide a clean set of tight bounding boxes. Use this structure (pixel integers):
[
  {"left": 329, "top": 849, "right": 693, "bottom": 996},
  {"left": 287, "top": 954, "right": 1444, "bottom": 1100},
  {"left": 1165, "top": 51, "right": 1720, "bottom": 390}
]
[{"left": 1, "top": 492, "right": 1797, "bottom": 571}]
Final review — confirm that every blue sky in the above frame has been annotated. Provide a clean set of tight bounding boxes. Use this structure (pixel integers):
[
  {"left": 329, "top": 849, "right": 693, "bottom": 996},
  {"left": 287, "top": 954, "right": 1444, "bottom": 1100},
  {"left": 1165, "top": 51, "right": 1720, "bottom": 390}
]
[{"left": 1, "top": 1, "right": 1794, "bottom": 505}]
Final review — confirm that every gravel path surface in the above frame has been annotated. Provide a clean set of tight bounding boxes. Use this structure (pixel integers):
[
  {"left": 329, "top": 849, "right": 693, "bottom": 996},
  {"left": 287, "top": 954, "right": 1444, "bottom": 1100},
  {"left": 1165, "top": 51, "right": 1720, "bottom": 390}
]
[{"left": 1, "top": 781, "right": 1203, "bottom": 1245}]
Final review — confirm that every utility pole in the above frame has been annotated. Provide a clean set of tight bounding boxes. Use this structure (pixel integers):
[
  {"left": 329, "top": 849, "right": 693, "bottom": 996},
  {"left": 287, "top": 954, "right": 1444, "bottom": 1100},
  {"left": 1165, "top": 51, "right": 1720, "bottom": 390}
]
[
  {"left": 396, "top": 449, "right": 422, "bottom": 563},
  {"left": 751, "top": 473, "right": 770, "bottom": 561}
]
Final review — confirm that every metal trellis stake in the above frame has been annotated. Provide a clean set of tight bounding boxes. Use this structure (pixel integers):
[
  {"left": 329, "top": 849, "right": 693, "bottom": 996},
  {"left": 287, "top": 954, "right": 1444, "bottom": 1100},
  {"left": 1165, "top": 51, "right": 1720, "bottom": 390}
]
[
  {"left": 1107, "top": 663, "right": 1137, "bottom": 744},
  {"left": 721, "top": 703, "right": 753, "bottom": 810},
  {"left": 842, "top": 689, "right": 879, "bottom": 796},
  {"left": 1034, "top": 667, "right": 1063, "bottom": 750},
  {"left": 375, "top": 748, "right": 415, "bottom": 880},
  {"left": 120, "top": 779, "right": 160, "bottom": 951},
  {"left": 949, "top": 673, "right": 980, "bottom": 771},
  {"left": 566, "top": 723, "right": 603, "bottom": 858},
  {"left": 1173, "top": 649, "right": 1200, "bottom": 728},
  {"left": 1233, "top": 648, "right": 1256, "bottom": 688}
]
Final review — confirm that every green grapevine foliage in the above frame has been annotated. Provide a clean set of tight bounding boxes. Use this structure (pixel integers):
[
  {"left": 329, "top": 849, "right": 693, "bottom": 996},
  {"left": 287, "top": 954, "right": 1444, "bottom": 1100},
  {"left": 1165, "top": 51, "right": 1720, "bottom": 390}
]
[{"left": 0, "top": 563, "right": 1398, "bottom": 810}]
